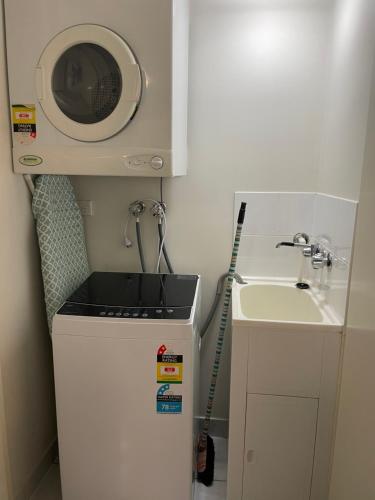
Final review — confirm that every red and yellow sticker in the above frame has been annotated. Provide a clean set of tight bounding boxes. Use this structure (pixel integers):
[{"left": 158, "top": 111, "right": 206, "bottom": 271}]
[
  {"left": 12, "top": 104, "right": 36, "bottom": 144},
  {"left": 156, "top": 345, "right": 183, "bottom": 384}
]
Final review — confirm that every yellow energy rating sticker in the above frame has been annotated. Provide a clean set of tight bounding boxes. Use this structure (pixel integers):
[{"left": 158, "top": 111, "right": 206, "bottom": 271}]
[
  {"left": 157, "top": 345, "right": 183, "bottom": 384},
  {"left": 12, "top": 104, "right": 36, "bottom": 144}
]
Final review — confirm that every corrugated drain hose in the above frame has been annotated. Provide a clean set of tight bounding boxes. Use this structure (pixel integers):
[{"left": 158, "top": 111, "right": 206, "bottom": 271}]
[{"left": 200, "top": 272, "right": 247, "bottom": 338}]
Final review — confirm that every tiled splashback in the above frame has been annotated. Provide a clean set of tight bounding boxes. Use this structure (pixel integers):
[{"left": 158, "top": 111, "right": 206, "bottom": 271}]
[{"left": 234, "top": 192, "right": 358, "bottom": 323}]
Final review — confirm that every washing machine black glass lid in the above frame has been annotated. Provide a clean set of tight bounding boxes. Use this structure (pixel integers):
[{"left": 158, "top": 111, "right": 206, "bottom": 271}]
[
  {"left": 52, "top": 43, "right": 122, "bottom": 125},
  {"left": 36, "top": 24, "right": 142, "bottom": 142}
]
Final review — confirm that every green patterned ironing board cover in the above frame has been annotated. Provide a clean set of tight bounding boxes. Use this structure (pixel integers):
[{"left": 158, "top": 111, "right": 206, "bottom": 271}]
[{"left": 32, "top": 175, "right": 90, "bottom": 332}]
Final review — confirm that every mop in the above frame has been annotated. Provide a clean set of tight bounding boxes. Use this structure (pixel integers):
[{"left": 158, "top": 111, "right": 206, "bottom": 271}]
[{"left": 197, "top": 202, "right": 247, "bottom": 486}]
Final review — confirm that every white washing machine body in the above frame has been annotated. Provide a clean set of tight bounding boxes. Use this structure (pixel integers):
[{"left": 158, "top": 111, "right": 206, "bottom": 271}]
[
  {"left": 4, "top": 0, "right": 189, "bottom": 177},
  {"left": 52, "top": 272, "right": 200, "bottom": 500}
]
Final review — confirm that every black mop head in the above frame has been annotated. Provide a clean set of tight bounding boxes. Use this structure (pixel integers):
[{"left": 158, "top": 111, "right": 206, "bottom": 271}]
[{"left": 197, "top": 434, "right": 215, "bottom": 487}]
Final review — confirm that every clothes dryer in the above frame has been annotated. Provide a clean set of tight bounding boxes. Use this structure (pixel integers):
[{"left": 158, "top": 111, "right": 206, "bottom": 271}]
[{"left": 4, "top": 0, "right": 188, "bottom": 177}]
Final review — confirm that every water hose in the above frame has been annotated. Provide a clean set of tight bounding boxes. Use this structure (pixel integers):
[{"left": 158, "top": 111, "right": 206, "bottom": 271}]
[
  {"left": 200, "top": 273, "right": 247, "bottom": 339},
  {"left": 197, "top": 202, "right": 247, "bottom": 486},
  {"left": 158, "top": 221, "right": 174, "bottom": 273},
  {"left": 136, "top": 219, "right": 146, "bottom": 273}
]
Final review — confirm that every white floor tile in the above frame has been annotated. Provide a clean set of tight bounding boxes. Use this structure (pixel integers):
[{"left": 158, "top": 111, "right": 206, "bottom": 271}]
[
  {"left": 213, "top": 437, "right": 228, "bottom": 482},
  {"left": 195, "top": 481, "right": 227, "bottom": 500}
]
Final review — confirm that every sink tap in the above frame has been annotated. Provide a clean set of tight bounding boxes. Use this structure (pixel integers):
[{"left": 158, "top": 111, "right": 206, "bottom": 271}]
[
  {"left": 276, "top": 233, "right": 310, "bottom": 249},
  {"left": 311, "top": 250, "right": 333, "bottom": 270},
  {"left": 276, "top": 233, "right": 333, "bottom": 270}
]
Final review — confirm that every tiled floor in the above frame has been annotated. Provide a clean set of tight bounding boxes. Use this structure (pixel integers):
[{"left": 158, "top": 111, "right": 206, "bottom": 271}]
[{"left": 30, "top": 438, "right": 227, "bottom": 500}]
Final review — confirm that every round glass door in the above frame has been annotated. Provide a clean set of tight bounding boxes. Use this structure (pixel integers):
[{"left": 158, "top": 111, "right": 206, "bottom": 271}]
[
  {"left": 52, "top": 43, "right": 122, "bottom": 124},
  {"left": 36, "top": 25, "right": 142, "bottom": 142}
]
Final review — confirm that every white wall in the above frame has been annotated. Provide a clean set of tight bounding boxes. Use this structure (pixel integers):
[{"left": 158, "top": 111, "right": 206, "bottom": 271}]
[
  {"left": 329, "top": 30, "right": 375, "bottom": 498},
  {"left": 318, "top": 0, "right": 375, "bottom": 200},
  {"left": 72, "top": 0, "right": 334, "bottom": 419},
  {"left": 0, "top": 5, "right": 56, "bottom": 499},
  {"left": 0, "top": 368, "right": 12, "bottom": 500}
]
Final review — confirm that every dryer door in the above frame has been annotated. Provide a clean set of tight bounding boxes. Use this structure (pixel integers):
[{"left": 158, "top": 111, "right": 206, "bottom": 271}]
[{"left": 36, "top": 24, "right": 142, "bottom": 142}]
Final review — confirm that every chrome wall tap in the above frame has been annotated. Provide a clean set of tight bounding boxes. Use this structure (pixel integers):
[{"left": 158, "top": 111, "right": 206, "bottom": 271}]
[
  {"left": 276, "top": 232, "right": 312, "bottom": 251},
  {"left": 276, "top": 233, "right": 333, "bottom": 270},
  {"left": 311, "top": 250, "right": 333, "bottom": 270}
]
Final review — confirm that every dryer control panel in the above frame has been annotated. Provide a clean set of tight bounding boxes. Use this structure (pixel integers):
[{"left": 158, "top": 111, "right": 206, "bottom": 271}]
[{"left": 123, "top": 155, "right": 164, "bottom": 171}]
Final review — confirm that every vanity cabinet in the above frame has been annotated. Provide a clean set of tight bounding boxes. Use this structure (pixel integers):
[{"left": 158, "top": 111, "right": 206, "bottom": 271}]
[
  {"left": 243, "top": 394, "right": 317, "bottom": 500},
  {"left": 227, "top": 324, "right": 342, "bottom": 500}
]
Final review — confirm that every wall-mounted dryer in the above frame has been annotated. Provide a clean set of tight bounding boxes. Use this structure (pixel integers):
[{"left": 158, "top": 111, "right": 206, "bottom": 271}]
[{"left": 4, "top": 0, "right": 189, "bottom": 177}]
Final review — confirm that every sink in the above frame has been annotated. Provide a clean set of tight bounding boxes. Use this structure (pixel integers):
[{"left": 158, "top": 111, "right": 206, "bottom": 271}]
[
  {"left": 232, "top": 279, "right": 342, "bottom": 330},
  {"left": 240, "top": 284, "right": 323, "bottom": 323}
]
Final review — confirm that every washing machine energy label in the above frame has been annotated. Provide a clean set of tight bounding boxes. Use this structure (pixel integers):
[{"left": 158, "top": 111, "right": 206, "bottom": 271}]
[
  {"left": 156, "top": 384, "right": 182, "bottom": 414},
  {"left": 156, "top": 344, "right": 183, "bottom": 384},
  {"left": 11, "top": 105, "right": 36, "bottom": 144}
]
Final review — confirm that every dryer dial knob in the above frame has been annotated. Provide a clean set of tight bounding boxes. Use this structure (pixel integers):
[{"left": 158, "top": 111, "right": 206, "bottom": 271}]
[{"left": 151, "top": 156, "right": 164, "bottom": 170}]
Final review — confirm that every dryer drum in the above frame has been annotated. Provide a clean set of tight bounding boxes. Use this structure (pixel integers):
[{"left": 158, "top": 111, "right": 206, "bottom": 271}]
[{"left": 52, "top": 43, "right": 123, "bottom": 124}]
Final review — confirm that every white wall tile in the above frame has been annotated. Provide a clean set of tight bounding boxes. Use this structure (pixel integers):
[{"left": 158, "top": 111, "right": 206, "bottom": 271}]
[
  {"left": 234, "top": 192, "right": 314, "bottom": 236},
  {"left": 237, "top": 234, "right": 304, "bottom": 279},
  {"left": 311, "top": 193, "right": 358, "bottom": 322}
]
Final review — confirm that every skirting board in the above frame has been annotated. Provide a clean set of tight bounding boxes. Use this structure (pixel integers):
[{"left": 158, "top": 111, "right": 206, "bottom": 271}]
[
  {"left": 196, "top": 417, "right": 229, "bottom": 439},
  {"left": 15, "top": 439, "right": 58, "bottom": 500}
]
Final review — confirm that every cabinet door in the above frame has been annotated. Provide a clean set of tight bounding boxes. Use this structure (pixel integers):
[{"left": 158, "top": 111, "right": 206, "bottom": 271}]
[{"left": 243, "top": 394, "right": 318, "bottom": 500}]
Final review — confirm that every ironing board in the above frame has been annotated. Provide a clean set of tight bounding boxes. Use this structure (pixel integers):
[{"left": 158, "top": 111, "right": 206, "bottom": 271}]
[{"left": 32, "top": 175, "right": 90, "bottom": 331}]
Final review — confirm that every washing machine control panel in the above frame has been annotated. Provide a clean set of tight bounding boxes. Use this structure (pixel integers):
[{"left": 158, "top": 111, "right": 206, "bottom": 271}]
[
  {"left": 57, "top": 272, "right": 199, "bottom": 321},
  {"left": 58, "top": 303, "right": 192, "bottom": 320}
]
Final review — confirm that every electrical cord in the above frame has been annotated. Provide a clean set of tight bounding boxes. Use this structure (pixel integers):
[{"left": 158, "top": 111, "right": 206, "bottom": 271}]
[{"left": 158, "top": 179, "right": 175, "bottom": 273}]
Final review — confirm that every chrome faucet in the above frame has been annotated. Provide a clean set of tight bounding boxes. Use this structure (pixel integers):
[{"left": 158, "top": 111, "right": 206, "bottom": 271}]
[
  {"left": 276, "top": 233, "right": 332, "bottom": 270},
  {"left": 276, "top": 232, "right": 311, "bottom": 249}
]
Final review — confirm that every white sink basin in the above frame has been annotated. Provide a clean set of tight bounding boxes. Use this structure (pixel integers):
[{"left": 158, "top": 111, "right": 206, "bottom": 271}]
[
  {"left": 240, "top": 283, "right": 323, "bottom": 323},
  {"left": 232, "top": 279, "right": 342, "bottom": 330}
]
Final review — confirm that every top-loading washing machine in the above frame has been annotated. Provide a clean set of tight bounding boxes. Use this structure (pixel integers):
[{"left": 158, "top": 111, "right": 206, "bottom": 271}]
[
  {"left": 4, "top": 0, "right": 189, "bottom": 177},
  {"left": 52, "top": 272, "right": 200, "bottom": 500}
]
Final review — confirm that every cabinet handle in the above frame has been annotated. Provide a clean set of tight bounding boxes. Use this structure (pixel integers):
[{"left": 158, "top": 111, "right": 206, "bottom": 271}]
[{"left": 247, "top": 450, "right": 255, "bottom": 464}]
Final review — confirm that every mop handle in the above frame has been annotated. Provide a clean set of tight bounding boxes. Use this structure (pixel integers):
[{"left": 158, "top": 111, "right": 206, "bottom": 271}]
[{"left": 201, "top": 202, "right": 247, "bottom": 444}]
